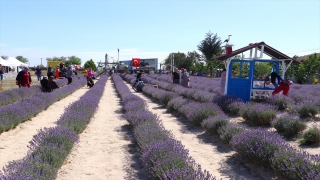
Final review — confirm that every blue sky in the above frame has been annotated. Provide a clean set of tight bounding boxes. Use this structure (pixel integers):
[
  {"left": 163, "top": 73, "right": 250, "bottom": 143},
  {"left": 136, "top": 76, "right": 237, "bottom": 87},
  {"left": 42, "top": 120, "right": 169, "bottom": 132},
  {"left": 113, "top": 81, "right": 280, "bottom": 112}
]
[{"left": 0, "top": 0, "right": 319, "bottom": 67}]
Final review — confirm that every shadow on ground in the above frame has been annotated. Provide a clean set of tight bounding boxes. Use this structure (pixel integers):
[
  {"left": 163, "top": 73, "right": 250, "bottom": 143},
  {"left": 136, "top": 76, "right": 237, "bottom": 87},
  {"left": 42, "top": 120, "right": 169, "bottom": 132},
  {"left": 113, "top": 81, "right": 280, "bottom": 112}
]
[{"left": 120, "top": 124, "right": 150, "bottom": 180}]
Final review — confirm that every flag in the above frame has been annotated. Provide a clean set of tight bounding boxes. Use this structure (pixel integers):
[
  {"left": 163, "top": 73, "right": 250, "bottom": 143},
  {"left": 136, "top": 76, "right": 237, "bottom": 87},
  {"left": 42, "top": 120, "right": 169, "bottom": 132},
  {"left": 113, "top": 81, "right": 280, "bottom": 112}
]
[{"left": 132, "top": 58, "right": 140, "bottom": 67}]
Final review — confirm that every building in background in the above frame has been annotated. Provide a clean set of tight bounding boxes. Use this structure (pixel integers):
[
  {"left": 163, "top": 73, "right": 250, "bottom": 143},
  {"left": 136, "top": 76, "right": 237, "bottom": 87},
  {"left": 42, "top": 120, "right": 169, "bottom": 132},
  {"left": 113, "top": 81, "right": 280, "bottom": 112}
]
[{"left": 121, "top": 58, "right": 158, "bottom": 70}]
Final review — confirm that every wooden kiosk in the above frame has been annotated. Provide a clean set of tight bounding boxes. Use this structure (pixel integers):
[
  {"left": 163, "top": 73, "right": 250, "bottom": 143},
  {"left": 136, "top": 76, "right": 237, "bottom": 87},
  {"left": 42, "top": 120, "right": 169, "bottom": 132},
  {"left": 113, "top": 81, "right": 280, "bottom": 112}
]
[{"left": 215, "top": 42, "right": 298, "bottom": 102}]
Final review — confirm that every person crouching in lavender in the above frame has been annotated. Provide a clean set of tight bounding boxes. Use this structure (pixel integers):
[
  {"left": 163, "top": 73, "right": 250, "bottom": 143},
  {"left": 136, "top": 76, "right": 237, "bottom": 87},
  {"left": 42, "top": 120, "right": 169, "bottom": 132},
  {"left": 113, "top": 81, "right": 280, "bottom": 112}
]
[{"left": 16, "top": 67, "right": 32, "bottom": 88}]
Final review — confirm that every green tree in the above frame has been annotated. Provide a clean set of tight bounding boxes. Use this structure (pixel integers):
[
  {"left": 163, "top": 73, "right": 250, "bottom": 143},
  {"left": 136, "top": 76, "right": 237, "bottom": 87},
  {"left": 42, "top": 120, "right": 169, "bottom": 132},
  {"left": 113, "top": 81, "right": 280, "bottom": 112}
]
[
  {"left": 254, "top": 62, "right": 272, "bottom": 79},
  {"left": 65, "top": 55, "right": 82, "bottom": 67},
  {"left": 16, "top": 56, "right": 28, "bottom": 63},
  {"left": 84, "top": 59, "right": 97, "bottom": 71},
  {"left": 197, "top": 31, "right": 223, "bottom": 60},
  {"left": 190, "top": 62, "right": 204, "bottom": 73},
  {"left": 164, "top": 52, "right": 194, "bottom": 71},
  {"left": 294, "top": 53, "right": 320, "bottom": 84},
  {"left": 285, "top": 55, "right": 300, "bottom": 79}
]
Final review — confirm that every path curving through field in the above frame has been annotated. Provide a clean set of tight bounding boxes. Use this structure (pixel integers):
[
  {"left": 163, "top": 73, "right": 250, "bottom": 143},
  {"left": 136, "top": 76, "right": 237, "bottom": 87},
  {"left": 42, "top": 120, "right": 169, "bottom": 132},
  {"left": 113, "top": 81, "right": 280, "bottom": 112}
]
[
  {"left": 124, "top": 81, "right": 277, "bottom": 180},
  {"left": 0, "top": 86, "right": 89, "bottom": 169},
  {"left": 56, "top": 78, "right": 149, "bottom": 180}
]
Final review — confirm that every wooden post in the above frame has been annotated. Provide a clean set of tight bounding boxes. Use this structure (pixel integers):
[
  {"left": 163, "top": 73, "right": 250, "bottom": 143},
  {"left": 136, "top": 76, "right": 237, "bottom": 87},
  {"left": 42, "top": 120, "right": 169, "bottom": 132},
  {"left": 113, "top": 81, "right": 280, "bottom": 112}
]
[{"left": 0, "top": 82, "right": 3, "bottom": 92}]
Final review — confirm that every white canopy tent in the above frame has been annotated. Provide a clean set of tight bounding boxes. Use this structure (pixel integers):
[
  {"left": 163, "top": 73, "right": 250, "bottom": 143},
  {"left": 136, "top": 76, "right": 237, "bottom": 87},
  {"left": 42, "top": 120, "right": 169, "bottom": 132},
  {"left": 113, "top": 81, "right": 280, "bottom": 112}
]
[
  {"left": 0, "top": 57, "right": 12, "bottom": 66},
  {"left": 5, "top": 57, "right": 29, "bottom": 67}
]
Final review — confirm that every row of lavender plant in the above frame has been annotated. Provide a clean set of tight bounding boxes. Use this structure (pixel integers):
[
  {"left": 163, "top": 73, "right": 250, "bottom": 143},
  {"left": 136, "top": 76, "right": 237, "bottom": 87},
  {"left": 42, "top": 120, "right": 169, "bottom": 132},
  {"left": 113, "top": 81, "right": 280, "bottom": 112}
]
[
  {"left": 0, "top": 77, "right": 72, "bottom": 107},
  {"left": 0, "top": 76, "right": 87, "bottom": 134},
  {"left": 146, "top": 74, "right": 320, "bottom": 144},
  {"left": 122, "top": 74, "right": 320, "bottom": 179},
  {"left": 112, "top": 74, "right": 215, "bottom": 179},
  {"left": 0, "top": 75, "right": 108, "bottom": 179},
  {"left": 148, "top": 74, "right": 320, "bottom": 118}
]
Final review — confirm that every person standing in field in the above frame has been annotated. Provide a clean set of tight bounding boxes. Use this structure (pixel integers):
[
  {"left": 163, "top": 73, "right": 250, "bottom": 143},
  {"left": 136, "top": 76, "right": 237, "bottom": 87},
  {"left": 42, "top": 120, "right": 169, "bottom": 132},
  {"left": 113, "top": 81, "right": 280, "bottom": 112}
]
[
  {"left": 172, "top": 68, "right": 180, "bottom": 84},
  {"left": 16, "top": 67, "right": 32, "bottom": 88},
  {"left": 220, "top": 68, "right": 227, "bottom": 95},
  {"left": 86, "top": 67, "right": 95, "bottom": 88},
  {"left": 66, "top": 67, "right": 74, "bottom": 85},
  {"left": 180, "top": 68, "right": 190, "bottom": 88},
  {"left": 35, "top": 66, "right": 42, "bottom": 82},
  {"left": 55, "top": 66, "right": 60, "bottom": 79},
  {"left": 0, "top": 64, "right": 3, "bottom": 82},
  {"left": 83, "top": 68, "right": 87, "bottom": 78}
]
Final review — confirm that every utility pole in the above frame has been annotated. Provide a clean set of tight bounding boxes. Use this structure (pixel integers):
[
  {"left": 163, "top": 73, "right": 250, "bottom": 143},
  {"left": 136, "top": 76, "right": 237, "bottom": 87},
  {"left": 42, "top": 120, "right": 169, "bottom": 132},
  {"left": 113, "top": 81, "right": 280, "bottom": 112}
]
[
  {"left": 118, "top": 48, "right": 119, "bottom": 62},
  {"left": 40, "top": 58, "right": 43, "bottom": 67}
]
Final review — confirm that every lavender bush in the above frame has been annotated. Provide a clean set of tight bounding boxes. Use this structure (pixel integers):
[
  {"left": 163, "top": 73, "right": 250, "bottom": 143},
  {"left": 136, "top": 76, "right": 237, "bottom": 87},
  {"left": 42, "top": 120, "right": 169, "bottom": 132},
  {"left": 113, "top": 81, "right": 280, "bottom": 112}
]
[
  {"left": 0, "top": 78, "right": 86, "bottom": 134},
  {"left": 295, "top": 100, "right": 319, "bottom": 118},
  {"left": 239, "top": 102, "right": 277, "bottom": 125},
  {"left": 218, "top": 123, "right": 245, "bottom": 144},
  {"left": 115, "top": 74, "right": 215, "bottom": 179},
  {"left": 302, "top": 126, "right": 320, "bottom": 144},
  {"left": 179, "top": 102, "right": 221, "bottom": 125},
  {"left": 230, "top": 128, "right": 287, "bottom": 166},
  {"left": 201, "top": 115, "right": 229, "bottom": 134},
  {"left": 271, "top": 146, "right": 320, "bottom": 179},
  {"left": 167, "top": 97, "right": 190, "bottom": 112},
  {"left": 213, "top": 95, "right": 243, "bottom": 113},
  {"left": 272, "top": 115, "right": 306, "bottom": 136},
  {"left": 141, "top": 139, "right": 215, "bottom": 180},
  {"left": 227, "top": 101, "right": 245, "bottom": 115},
  {"left": 0, "top": 75, "right": 107, "bottom": 179},
  {"left": 0, "top": 126, "right": 79, "bottom": 180},
  {"left": 267, "top": 95, "right": 291, "bottom": 110}
]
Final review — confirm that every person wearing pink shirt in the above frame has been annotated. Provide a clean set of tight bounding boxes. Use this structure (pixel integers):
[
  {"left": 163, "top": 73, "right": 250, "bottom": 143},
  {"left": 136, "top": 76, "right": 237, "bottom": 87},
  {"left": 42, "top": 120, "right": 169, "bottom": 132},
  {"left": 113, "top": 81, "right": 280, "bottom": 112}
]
[{"left": 86, "top": 68, "right": 95, "bottom": 88}]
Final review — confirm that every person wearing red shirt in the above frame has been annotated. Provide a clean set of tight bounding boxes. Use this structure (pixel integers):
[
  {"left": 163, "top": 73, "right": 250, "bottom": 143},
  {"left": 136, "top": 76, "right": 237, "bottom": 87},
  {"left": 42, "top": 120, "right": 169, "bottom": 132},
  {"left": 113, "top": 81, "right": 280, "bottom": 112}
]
[{"left": 16, "top": 67, "right": 32, "bottom": 88}]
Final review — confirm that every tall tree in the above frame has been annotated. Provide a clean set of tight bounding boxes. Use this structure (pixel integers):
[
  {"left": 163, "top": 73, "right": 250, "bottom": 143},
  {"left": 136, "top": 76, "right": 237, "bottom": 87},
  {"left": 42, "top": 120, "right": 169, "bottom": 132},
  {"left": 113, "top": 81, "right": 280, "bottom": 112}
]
[
  {"left": 164, "top": 52, "right": 194, "bottom": 71},
  {"left": 197, "top": 31, "right": 223, "bottom": 60},
  {"left": 16, "top": 56, "right": 28, "bottom": 63},
  {"left": 66, "top": 56, "right": 82, "bottom": 67},
  {"left": 294, "top": 53, "right": 320, "bottom": 84},
  {"left": 84, "top": 59, "right": 97, "bottom": 71}
]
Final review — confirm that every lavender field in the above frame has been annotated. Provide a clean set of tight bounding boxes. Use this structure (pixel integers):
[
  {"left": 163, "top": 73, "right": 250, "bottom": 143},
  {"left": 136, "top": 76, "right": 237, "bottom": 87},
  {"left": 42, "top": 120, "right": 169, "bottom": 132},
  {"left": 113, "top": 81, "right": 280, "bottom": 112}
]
[{"left": 0, "top": 73, "right": 319, "bottom": 180}]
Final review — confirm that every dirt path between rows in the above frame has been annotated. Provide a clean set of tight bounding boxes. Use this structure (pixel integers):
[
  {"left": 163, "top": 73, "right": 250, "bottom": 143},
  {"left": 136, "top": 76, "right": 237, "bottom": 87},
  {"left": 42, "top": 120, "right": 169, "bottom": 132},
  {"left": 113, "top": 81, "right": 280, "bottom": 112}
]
[
  {"left": 0, "top": 86, "right": 89, "bottom": 169},
  {"left": 125, "top": 81, "right": 277, "bottom": 180},
  {"left": 56, "top": 78, "right": 149, "bottom": 180}
]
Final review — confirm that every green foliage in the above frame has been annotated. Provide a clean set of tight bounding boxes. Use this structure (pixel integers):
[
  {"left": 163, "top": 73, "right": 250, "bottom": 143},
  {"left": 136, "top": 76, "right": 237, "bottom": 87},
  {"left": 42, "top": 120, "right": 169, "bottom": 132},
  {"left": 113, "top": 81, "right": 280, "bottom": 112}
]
[
  {"left": 296, "top": 104, "right": 318, "bottom": 118},
  {"left": 294, "top": 53, "right": 320, "bottom": 84},
  {"left": 65, "top": 55, "right": 82, "bottom": 67},
  {"left": 202, "top": 117, "right": 229, "bottom": 134},
  {"left": 302, "top": 127, "right": 320, "bottom": 144},
  {"left": 164, "top": 52, "right": 196, "bottom": 71},
  {"left": 16, "top": 56, "right": 28, "bottom": 63},
  {"left": 218, "top": 123, "right": 244, "bottom": 144},
  {"left": 197, "top": 31, "right": 223, "bottom": 60},
  {"left": 254, "top": 62, "right": 272, "bottom": 79},
  {"left": 190, "top": 62, "right": 204, "bottom": 73},
  {"left": 84, "top": 59, "right": 97, "bottom": 71},
  {"left": 272, "top": 115, "right": 306, "bottom": 136},
  {"left": 46, "top": 56, "right": 82, "bottom": 68}
]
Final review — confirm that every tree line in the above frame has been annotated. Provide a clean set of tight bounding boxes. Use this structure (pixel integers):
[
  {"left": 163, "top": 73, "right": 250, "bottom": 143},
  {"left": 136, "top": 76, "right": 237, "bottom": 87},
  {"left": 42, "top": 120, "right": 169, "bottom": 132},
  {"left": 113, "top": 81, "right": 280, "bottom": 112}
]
[{"left": 163, "top": 31, "right": 320, "bottom": 84}]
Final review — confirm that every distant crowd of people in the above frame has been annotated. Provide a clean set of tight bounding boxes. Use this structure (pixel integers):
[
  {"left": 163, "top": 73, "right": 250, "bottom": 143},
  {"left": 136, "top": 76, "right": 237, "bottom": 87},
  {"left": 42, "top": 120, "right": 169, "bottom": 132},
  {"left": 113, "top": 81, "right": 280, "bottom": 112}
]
[
  {"left": 12, "top": 65, "right": 96, "bottom": 92},
  {"left": 171, "top": 68, "right": 190, "bottom": 88}
]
